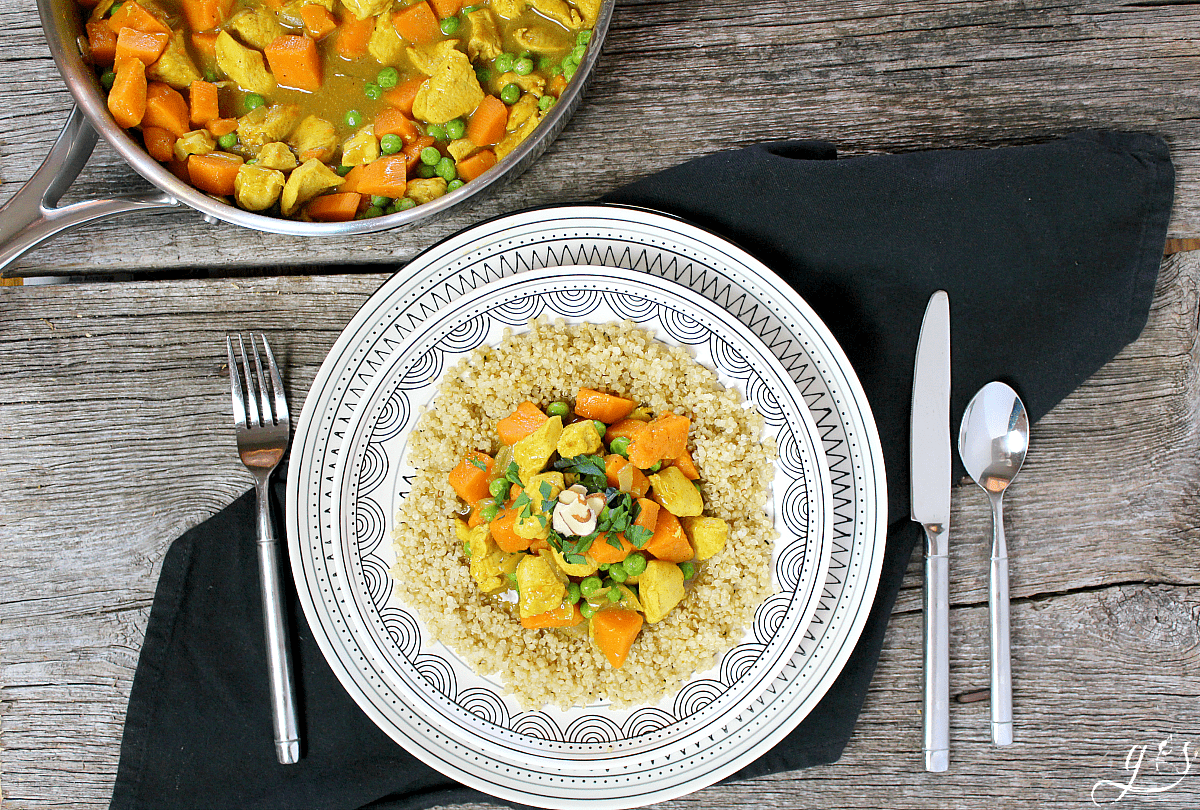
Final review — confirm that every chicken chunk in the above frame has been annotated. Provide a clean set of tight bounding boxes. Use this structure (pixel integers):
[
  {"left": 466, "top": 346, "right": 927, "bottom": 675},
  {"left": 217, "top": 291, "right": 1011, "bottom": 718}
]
[
  {"left": 466, "top": 8, "right": 503, "bottom": 61},
  {"left": 229, "top": 6, "right": 287, "bottom": 50},
  {"left": 173, "top": 129, "right": 215, "bottom": 162},
  {"left": 408, "top": 40, "right": 462, "bottom": 75},
  {"left": 490, "top": 70, "right": 544, "bottom": 97},
  {"left": 368, "top": 12, "right": 406, "bottom": 66},
  {"left": 550, "top": 546, "right": 598, "bottom": 577},
  {"left": 341, "top": 0, "right": 392, "bottom": 20},
  {"left": 529, "top": 0, "right": 582, "bottom": 29},
  {"left": 570, "top": 0, "right": 601, "bottom": 27},
  {"left": 341, "top": 126, "right": 380, "bottom": 166},
  {"left": 254, "top": 141, "right": 299, "bottom": 171},
  {"left": 456, "top": 518, "right": 510, "bottom": 594},
  {"left": 556, "top": 419, "right": 602, "bottom": 458},
  {"left": 280, "top": 158, "right": 344, "bottom": 216},
  {"left": 494, "top": 109, "right": 539, "bottom": 160},
  {"left": 147, "top": 31, "right": 202, "bottom": 89},
  {"left": 515, "top": 553, "right": 566, "bottom": 618},
  {"left": 214, "top": 31, "right": 276, "bottom": 95},
  {"left": 238, "top": 103, "right": 302, "bottom": 150},
  {"left": 680, "top": 516, "right": 729, "bottom": 561},
  {"left": 514, "top": 471, "right": 564, "bottom": 540},
  {"left": 286, "top": 114, "right": 338, "bottom": 162},
  {"left": 639, "top": 560, "right": 685, "bottom": 623},
  {"left": 648, "top": 466, "right": 704, "bottom": 517},
  {"left": 513, "top": 415, "right": 563, "bottom": 482},
  {"left": 447, "top": 137, "right": 476, "bottom": 162},
  {"left": 506, "top": 93, "right": 540, "bottom": 132},
  {"left": 404, "top": 176, "right": 448, "bottom": 204},
  {"left": 411, "top": 47, "right": 484, "bottom": 124},
  {"left": 490, "top": 0, "right": 525, "bottom": 19},
  {"left": 234, "top": 164, "right": 286, "bottom": 211},
  {"left": 512, "top": 24, "right": 572, "bottom": 56}
]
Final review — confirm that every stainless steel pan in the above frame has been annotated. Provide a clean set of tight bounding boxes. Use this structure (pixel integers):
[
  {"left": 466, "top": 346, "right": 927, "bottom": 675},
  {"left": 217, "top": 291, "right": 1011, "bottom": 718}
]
[{"left": 0, "top": 0, "right": 612, "bottom": 273}]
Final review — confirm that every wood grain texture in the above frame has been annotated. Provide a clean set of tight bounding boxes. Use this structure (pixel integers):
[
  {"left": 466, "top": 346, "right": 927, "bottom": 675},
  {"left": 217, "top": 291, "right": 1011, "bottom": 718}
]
[
  {"left": 2, "top": 0, "right": 1200, "bottom": 276},
  {"left": 1, "top": 251, "right": 1198, "bottom": 808}
]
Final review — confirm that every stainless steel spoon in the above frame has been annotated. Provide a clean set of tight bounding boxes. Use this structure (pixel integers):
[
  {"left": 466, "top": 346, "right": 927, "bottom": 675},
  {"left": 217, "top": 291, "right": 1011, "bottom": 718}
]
[{"left": 958, "top": 381, "right": 1028, "bottom": 746}]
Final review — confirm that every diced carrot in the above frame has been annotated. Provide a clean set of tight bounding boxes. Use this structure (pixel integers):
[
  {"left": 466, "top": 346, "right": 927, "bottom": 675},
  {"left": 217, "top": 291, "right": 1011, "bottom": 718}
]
[
  {"left": 114, "top": 27, "right": 169, "bottom": 65},
  {"left": 465, "top": 95, "right": 507, "bottom": 147},
  {"left": 86, "top": 21, "right": 118, "bottom": 65},
  {"left": 166, "top": 157, "right": 191, "bottom": 183},
  {"left": 448, "top": 450, "right": 494, "bottom": 504},
  {"left": 187, "top": 151, "right": 244, "bottom": 196},
  {"left": 591, "top": 608, "right": 643, "bottom": 669},
  {"left": 588, "top": 532, "right": 634, "bottom": 565},
  {"left": 528, "top": 537, "right": 550, "bottom": 552},
  {"left": 299, "top": 3, "right": 338, "bottom": 40},
  {"left": 666, "top": 447, "right": 700, "bottom": 480},
  {"left": 392, "top": 1, "right": 441, "bottom": 44},
  {"left": 191, "top": 31, "right": 219, "bottom": 62},
  {"left": 205, "top": 117, "right": 238, "bottom": 137},
  {"left": 401, "top": 134, "right": 436, "bottom": 173},
  {"left": 189, "top": 79, "right": 220, "bottom": 126},
  {"left": 605, "top": 418, "right": 647, "bottom": 446},
  {"left": 264, "top": 34, "right": 323, "bottom": 92},
  {"left": 180, "top": 0, "right": 233, "bottom": 32},
  {"left": 382, "top": 76, "right": 426, "bottom": 116},
  {"left": 627, "top": 497, "right": 659, "bottom": 542},
  {"left": 547, "top": 73, "right": 567, "bottom": 97},
  {"left": 575, "top": 388, "right": 636, "bottom": 424},
  {"left": 643, "top": 509, "right": 694, "bottom": 563},
  {"left": 627, "top": 412, "right": 690, "bottom": 470},
  {"left": 142, "top": 82, "right": 190, "bottom": 137},
  {"left": 107, "top": 58, "right": 148, "bottom": 128},
  {"left": 352, "top": 155, "right": 408, "bottom": 198},
  {"left": 373, "top": 106, "right": 420, "bottom": 142},
  {"left": 429, "top": 0, "right": 462, "bottom": 17},
  {"left": 521, "top": 602, "right": 583, "bottom": 629},
  {"left": 496, "top": 401, "right": 548, "bottom": 446},
  {"left": 489, "top": 509, "right": 528, "bottom": 553},
  {"left": 142, "top": 126, "right": 176, "bottom": 162},
  {"left": 306, "top": 191, "right": 363, "bottom": 222},
  {"left": 334, "top": 15, "right": 375, "bottom": 60},
  {"left": 106, "top": 1, "right": 171, "bottom": 36},
  {"left": 466, "top": 499, "right": 490, "bottom": 528},
  {"left": 604, "top": 454, "right": 650, "bottom": 498},
  {"left": 455, "top": 148, "right": 496, "bottom": 182}
]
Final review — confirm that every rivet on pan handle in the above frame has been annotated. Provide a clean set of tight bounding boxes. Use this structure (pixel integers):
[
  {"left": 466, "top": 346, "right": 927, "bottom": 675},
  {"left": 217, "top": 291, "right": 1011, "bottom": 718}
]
[{"left": 0, "top": 106, "right": 179, "bottom": 276}]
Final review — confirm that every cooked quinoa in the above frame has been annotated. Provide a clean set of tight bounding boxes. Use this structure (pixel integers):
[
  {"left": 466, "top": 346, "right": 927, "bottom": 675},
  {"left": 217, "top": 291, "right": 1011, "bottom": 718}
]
[{"left": 389, "top": 318, "right": 777, "bottom": 709}]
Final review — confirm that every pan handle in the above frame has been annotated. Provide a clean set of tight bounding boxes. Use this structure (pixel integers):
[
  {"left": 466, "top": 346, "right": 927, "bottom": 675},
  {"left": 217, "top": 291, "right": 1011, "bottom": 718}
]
[{"left": 0, "top": 106, "right": 180, "bottom": 276}]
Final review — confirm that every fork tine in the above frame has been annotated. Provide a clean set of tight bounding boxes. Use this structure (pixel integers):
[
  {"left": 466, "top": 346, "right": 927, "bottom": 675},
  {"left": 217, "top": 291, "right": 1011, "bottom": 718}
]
[
  {"left": 260, "top": 334, "right": 289, "bottom": 425},
  {"left": 227, "top": 335, "right": 247, "bottom": 429},
  {"left": 239, "top": 334, "right": 261, "bottom": 428},
  {"left": 250, "top": 333, "right": 274, "bottom": 426}
]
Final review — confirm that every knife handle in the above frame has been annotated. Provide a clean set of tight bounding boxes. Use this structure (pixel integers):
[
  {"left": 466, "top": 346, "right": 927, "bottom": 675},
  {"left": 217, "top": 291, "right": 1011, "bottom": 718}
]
[
  {"left": 989, "top": 493, "right": 1013, "bottom": 746},
  {"left": 923, "top": 525, "right": 950, "bottom": 772}
]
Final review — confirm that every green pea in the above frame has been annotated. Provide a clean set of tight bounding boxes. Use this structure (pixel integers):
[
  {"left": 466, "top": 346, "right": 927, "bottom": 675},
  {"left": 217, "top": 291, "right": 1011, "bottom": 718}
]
[
  {"left": 416, "top": 163, "right": 438, "bottom": 178},
  {"left": 606, "top": 587, "right": 622, "bottom": 603},
  {"left": 335, "top": 164, "right": 353, "bottom": 176},
  {"left": 579, "top": 601, "right": 597, "bottom": 618},
  {"left": 376, "top": 66, "right": 399, "bottom": 88},
  {"left": 646, "top": 461, "right": 662, "bottom": 473},
  {"left": 609, "top": 435, "right": 630, "bottom": 457},
  {"left": 439, "top": 15, "right": 459, "bottom": 34},
  {"left": 536, "top": 55, "right": 554, "bottom": 72},
  {"left": 380, "top": 133, "right": 403, "bottom": 154},
  {"left": 565, "top": 581, "right": 581, "bottom": 604},
  {"left": 538, "top": 95, "right": 556, "bottom": 112},
  {"left": 360, "top": 205, "right": 384, "bottom": 219},
  {"left": 420, "top": 146, "right": 441, "bottom": 165},
  {"left": 344, "top": 109, "right": 363, "bottom": 128},
  {"left": 622, "top": 553, "right": 647, "bottom": 577},
  {"left": 243, "top": 93, "right": 266, "bottom": 112},
  {"left": 203, "top": 68, "right": 219, "bottom": 83},
  {"left": 500, "top": 83, "right": 520, "bottom": 105},
  {"left": 481, "top": 502, "right": 500, "bottom": 522},
  {"left": 564, "top": 63, "right": 577, "bottom": 81},
  {"left": 435, "top": 156, "right": 457, "bottom": 182},
  {"left": 571, "top": 43, "right": 588, "bottom": 62},
  {"left": 592, "top": 420, "right": 606, "bottom": 437},
  {"left": 463, "top": 540, "right": 472, "bottom": 556},
  {"left": 597, "top": 562, "right": 610, "bottom": 571},
  {"left": 217, "top": 132, "right": 238, "bottom": 150},
  {"left": 548, "top": 65, "right": 563, "bottom": 78},
  {"left": 106, "top": 1, "right": 123, "bottom": 15},
  {"left": 495, "top": 52, "right": 516, "bottom": 73},
  {"left": 364, "top": 82, "right": 382, "bottom": 100},
  {"left": 562, "top": 53, "right": 580, "bottom": 71},
  {"left": 99, "top": 70, "right": 116, "bottom": 90},
  {"left": 370, "top": 195, "right": 391, "bottom": 208},
  {"left": 679, "top": 561, "right": 696, "bottom": 580},
  {"left": 579, "top": 575, "right": 602, "bottom": 597},
  {"left": 426, "top": 123, "right": 447, "bottom": 141},
  {"left": 513, "top": 57, "right": 533, "bottom": 76},
  {"left": 608, "top": 565, "right": 628, "bottom": 584},
  {"left": 394, "top": 197, "right": 417, "bottom": 211},
  {"left": 489, "top": 477, "right": 510, "bottom": 499},
  {"left": 577, "top": 29, "right": 593, "bottom": 45},
  {"left": 445, "top": 118, "right": 466, "bottom": 140},
  {"left": 547, "top": 401, "right": 569, "bottom": 417},
  {"left": 475, "top": 66, "right": 492, "bottom": 83},
  {"left": 446, "top": 178, "right": 464, "bottom": 191}
]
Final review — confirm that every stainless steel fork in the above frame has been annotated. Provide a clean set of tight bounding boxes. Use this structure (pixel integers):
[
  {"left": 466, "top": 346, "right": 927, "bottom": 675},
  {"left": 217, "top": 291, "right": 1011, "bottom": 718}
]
[{"left": 227, "top": 333, "right": 300, "bottom": 765}]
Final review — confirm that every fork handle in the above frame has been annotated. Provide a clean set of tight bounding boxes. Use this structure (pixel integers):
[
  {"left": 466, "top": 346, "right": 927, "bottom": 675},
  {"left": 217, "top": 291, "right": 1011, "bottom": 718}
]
[{"left": 255, "top": 477, "right": 301, "bottom": 765}]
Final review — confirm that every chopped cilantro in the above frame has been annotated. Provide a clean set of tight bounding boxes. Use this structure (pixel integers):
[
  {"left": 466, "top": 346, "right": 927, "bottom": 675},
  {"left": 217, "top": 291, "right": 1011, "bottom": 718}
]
[
  {"left": 624, "top": 524, "right": 653, "bottom": 548},
  {"left": 512, "top": 491, "right": 532, "bottom": 520},
  {"left": 468, "top": 455, "right": 488, "bottom": 471},
  {"left": 503, "top": 461, "right": 522, "bottom": 486},
  {"left": 553, "top": 453, "right": 607, "bottom": 491},
  {"left": 538, "top": 480, "right": 553, "bottom": 501}
]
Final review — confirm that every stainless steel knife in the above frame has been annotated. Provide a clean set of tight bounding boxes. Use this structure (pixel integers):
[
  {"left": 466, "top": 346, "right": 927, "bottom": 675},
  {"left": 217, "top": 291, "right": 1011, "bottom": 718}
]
[{"left": 911, "top": 290, "right": 951, "bottom": 773}]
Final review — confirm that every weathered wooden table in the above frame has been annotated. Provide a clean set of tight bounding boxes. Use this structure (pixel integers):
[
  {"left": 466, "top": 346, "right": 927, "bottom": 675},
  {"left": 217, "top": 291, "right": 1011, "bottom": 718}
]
[{"left": 3, "top": 0, "right": 1200, "bottom": 808}]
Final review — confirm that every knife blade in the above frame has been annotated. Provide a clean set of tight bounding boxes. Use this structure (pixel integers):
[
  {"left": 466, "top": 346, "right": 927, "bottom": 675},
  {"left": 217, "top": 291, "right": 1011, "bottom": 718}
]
[{"left": 911, "top": 290, "right": 951, "bottom": 773}]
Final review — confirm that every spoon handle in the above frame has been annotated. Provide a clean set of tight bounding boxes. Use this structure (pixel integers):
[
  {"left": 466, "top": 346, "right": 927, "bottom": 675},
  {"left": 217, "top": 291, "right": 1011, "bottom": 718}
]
[{"left": 989, "top": 493, "right": 1013, "bottom": 745}]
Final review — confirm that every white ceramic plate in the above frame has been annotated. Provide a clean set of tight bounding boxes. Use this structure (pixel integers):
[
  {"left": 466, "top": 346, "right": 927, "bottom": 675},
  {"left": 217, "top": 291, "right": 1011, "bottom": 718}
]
[{"left": 286, "top": 205, "right": 888, "bottom": 808}]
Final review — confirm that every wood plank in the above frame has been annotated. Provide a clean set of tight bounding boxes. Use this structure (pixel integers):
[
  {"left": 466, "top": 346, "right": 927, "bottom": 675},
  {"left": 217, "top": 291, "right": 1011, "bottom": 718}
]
[{"left": 3, "top": 0, "right": 1200, "bottom": 276}]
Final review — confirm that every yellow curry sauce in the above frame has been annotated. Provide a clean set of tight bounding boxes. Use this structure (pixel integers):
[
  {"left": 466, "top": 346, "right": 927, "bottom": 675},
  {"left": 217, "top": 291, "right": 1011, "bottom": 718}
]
[{"left": 77, "top": 0, "right": 597, "bottom": 219}]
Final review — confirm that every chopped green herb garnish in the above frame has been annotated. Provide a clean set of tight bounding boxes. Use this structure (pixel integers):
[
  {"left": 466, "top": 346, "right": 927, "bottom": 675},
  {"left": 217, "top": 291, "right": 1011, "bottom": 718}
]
[
  {"left": 624, "top": 524, "right": 653, "bottom": 548},
  {"left": 468, "top": 456, "right": 488, "bottom": 471}
]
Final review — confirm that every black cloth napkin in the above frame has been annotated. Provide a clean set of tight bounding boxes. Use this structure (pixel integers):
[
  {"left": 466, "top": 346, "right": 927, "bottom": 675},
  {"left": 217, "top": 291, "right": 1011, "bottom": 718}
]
[{"left": 111, "top": 131, "right": 1173, "bottom": 809}]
